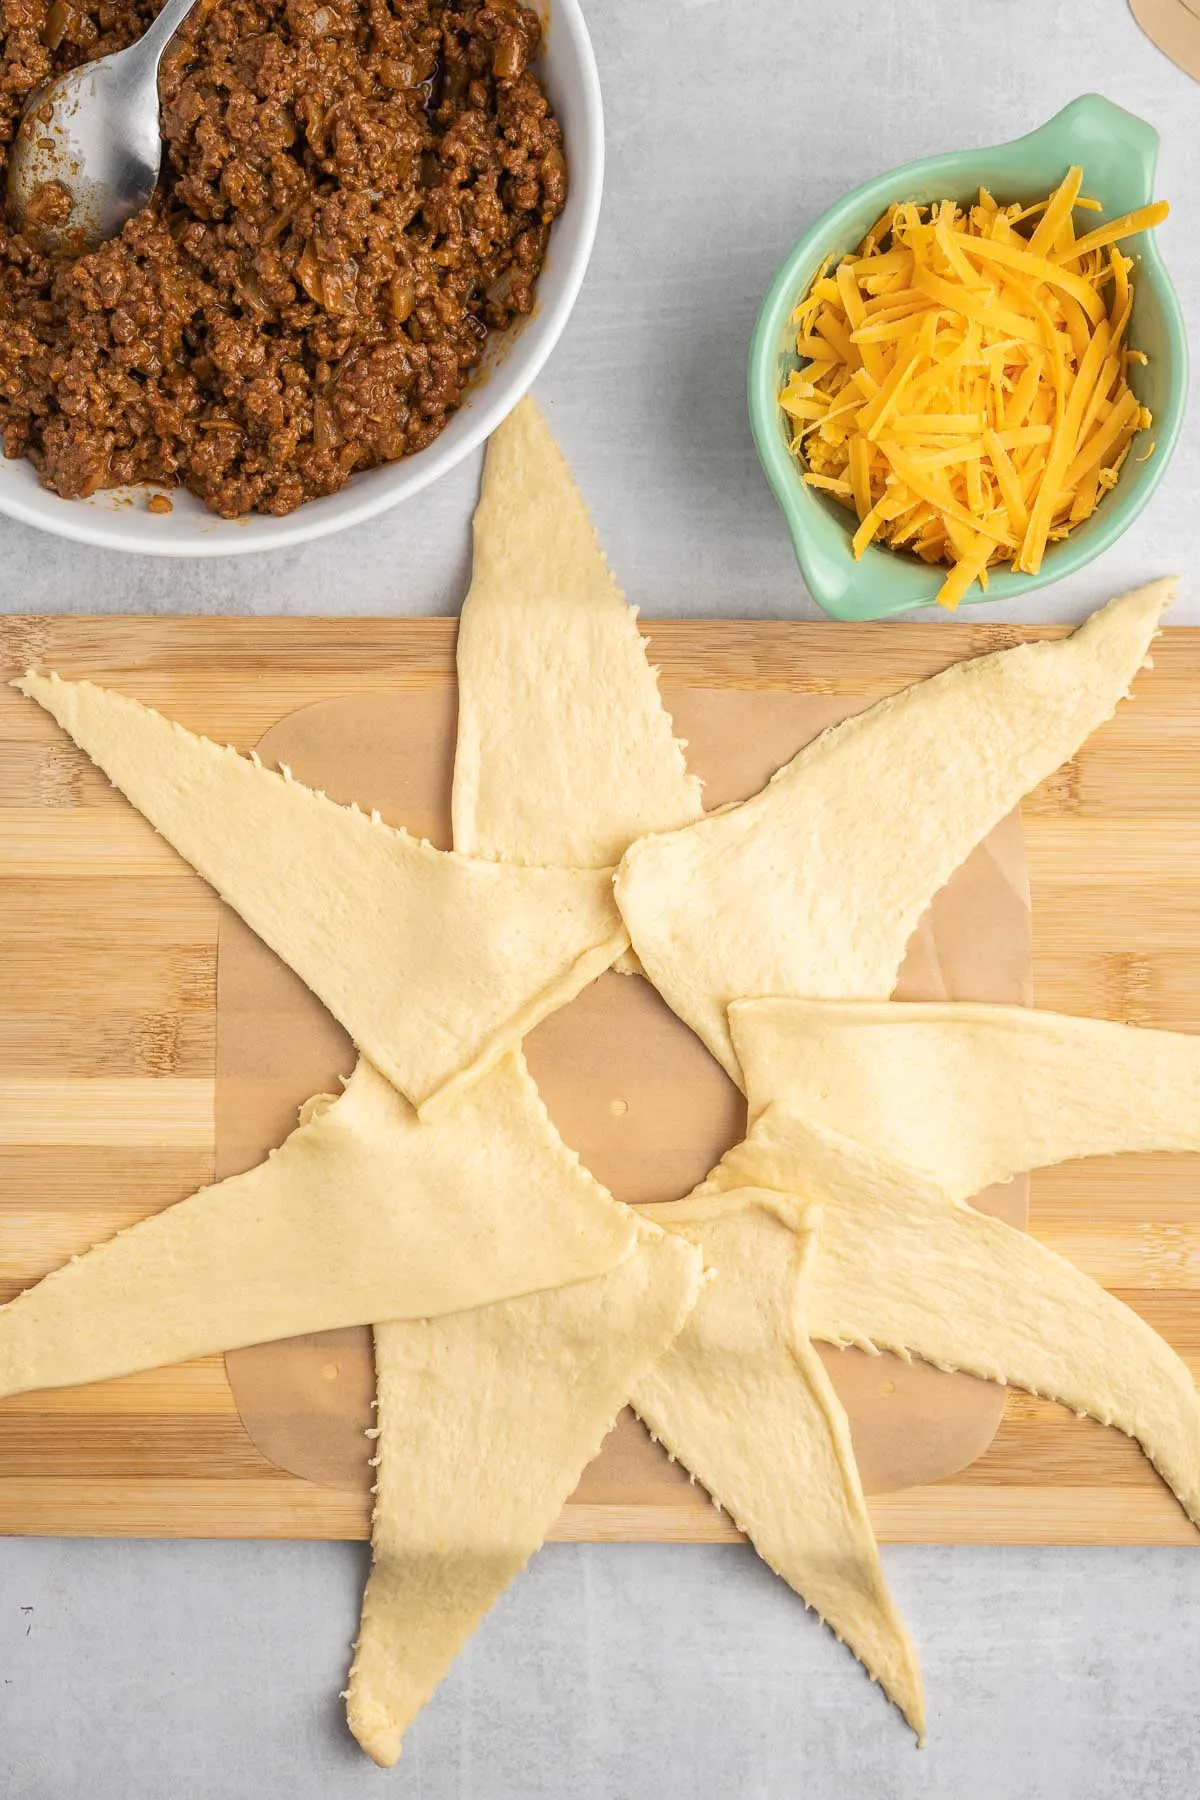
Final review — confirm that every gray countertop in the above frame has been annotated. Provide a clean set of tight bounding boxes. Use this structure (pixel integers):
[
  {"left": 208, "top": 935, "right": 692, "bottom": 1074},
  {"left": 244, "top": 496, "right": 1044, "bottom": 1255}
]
[{"left": 2, "top": 2, "right": 1200, "bottom": 1796}]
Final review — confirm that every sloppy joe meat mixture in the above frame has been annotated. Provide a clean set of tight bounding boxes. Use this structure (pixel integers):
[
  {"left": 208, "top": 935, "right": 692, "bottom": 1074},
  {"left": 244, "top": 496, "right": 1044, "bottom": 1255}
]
[{"left": 0, "top": 0, "right": 566, "bottom": 516}]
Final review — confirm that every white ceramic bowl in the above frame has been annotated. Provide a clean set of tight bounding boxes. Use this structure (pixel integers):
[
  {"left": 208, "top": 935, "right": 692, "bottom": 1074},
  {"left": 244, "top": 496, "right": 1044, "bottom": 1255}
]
[{"left": 0, "top": 0, "right": 603, "bottom": 557}]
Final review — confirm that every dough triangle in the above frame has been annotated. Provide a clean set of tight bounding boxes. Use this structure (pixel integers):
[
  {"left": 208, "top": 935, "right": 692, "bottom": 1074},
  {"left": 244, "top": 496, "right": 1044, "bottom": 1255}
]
[
  {"left": 15, "top": 669, "right": 627, "bottom": 1116},
  {"left": 615, "top": 581, "right": 1173, "bottom": 1083},
  {"left": 346, "top": 1226, "right": 704, "bottom": 1767},
  {"left": 633, "top": 1189, "right": 926, "bottom": 1740},
  {"left": 710, "top": 1107, "right": 1200, "bottom": 1533},
  {"left": 0, "top": 1056, "right": 638, "bottom": 1401},
  {"left": 452, "top": 397, "right": 703, "bottom": 869},
  {"left": 731, "top": 997, "right": 1200, "bottom": 1189}
]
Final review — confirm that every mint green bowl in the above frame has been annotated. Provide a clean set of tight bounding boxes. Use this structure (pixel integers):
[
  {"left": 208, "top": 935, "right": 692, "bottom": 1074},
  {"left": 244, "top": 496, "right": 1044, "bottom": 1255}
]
[{"left": 747, "top": 95, "right": 1188, "bottom": 619}]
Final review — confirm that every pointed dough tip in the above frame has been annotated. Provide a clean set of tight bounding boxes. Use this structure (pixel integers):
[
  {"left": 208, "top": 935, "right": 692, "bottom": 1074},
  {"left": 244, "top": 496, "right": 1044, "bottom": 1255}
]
[
  {"left": 1083, "top": 577, "right": 1174, "bottom": 648},
  {"left": 455, "top": 397, "right": 702, "bottom": 866}
]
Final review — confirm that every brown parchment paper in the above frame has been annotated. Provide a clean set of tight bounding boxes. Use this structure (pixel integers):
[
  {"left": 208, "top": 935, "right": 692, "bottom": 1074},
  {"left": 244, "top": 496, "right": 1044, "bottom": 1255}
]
[{"left": 219, "top": 682, "right": 1031, "bottom": 1500}]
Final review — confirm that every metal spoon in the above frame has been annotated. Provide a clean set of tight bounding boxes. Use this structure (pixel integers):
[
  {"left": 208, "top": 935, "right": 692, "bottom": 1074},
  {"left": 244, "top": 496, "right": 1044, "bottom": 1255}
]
[{"left": 5, "top": 0, "right": 201, "bottom": 255}]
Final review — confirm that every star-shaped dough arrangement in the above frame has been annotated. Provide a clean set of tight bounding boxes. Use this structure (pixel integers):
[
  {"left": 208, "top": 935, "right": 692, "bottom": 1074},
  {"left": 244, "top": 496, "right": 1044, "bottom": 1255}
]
[{"left": 4, "top": 396, "right": 1194, "bottom": 1768}]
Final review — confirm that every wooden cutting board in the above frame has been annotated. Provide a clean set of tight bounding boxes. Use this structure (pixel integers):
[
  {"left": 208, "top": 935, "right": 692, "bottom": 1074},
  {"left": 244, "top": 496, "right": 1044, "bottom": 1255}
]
[{"left": 2, "top": 612, "right": 1199, "bottom": 1546}]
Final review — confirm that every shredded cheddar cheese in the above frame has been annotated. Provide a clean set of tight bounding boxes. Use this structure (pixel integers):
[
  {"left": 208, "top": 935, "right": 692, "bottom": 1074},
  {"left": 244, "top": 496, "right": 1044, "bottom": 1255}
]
[{"left": 780, "top": 171, "right": 1167, "bottom": 607}]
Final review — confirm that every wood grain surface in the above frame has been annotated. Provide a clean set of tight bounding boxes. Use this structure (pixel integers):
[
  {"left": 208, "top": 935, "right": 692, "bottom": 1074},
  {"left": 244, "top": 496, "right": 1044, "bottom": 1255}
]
[{"left": 2, "top": 613, "right": 1199, "bottom": 1546}]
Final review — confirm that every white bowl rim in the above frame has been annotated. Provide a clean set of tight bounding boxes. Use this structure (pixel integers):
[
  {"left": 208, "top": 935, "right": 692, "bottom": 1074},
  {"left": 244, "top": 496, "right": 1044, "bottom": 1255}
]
[{"left": 0, "top": 0, "right": 604, "bottom": 558}]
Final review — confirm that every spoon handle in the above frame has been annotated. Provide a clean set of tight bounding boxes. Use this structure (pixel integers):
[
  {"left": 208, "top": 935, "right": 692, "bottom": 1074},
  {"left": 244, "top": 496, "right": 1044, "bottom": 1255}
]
[{"left": 129, "top": 0, "right": 203, "bottom": 74}]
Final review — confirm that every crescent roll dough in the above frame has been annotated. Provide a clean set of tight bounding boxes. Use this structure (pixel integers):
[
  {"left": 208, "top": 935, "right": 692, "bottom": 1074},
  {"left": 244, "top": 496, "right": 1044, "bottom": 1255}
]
[
  {"left": 730, "top": 997, "right": 1200, "bottom": 1187},
  {"left": 347, "top": 1227, "right": 703, "bottom": 1768},
  {"left": 452, "top": 397, "right": 703, "bottom": 868},
  {"left": 633, "top": 1189, "right": 926, "bottom": 1740},
  {"left": 15, "top": 668, "right": 627, "bottom": 1116},
  {"left": 709, "top": 1108, "right": 1200, "bottom": 1532},
  {"left": 615, "top": 581, "right": 1172, "bottom": 1082},
  {"left": 0, "top": 1055, "right": 639, "bottom": 1401}
]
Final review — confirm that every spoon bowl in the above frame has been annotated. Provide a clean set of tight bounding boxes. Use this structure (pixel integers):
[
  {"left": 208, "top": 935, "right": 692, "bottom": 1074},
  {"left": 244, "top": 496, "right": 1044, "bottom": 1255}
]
[
  {"left": 6, "top": 55, "right": 164, "bottom": 253},
  {"left": 5, "top": 0, "right": 199, "bottom": 254}
]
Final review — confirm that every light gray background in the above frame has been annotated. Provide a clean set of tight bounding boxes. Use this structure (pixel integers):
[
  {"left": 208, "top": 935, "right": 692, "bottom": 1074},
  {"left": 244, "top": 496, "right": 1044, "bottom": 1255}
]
[{"left": 2, "top": 2, "right": 1199, "bottom": 1796}]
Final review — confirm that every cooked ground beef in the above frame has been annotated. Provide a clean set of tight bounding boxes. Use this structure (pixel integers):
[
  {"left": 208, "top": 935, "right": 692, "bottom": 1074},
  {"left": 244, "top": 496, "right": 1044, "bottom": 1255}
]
[{"left": 0, "top": 0, "right": 565, "bottom": 516}]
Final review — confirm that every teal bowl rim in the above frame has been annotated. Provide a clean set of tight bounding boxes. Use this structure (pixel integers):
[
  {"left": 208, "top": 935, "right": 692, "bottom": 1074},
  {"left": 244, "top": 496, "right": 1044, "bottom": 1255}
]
[{"left": 747, "top": 94, "right": 1189, "bottom": 619}]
